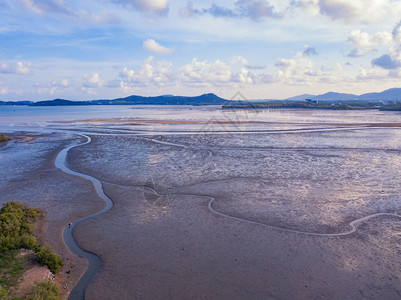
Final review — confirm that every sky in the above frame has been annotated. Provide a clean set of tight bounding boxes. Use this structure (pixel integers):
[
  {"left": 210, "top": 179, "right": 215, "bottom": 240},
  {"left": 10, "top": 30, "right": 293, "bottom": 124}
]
[{"left": 2, "top": 0, "right": 401, "bottom": 101}]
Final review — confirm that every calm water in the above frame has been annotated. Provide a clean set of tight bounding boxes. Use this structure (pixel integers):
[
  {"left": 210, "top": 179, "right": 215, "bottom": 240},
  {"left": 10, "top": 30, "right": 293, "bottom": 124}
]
[{"left": 1, "top": 105, "right": 401, "bottom": 128}]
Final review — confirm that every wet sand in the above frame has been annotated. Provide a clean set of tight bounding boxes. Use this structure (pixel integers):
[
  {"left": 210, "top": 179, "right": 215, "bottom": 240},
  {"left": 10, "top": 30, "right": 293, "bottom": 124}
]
[
  {"left": 77, "top": 185, "right": 401, "bottom": 299},
  {"left": 0, "top": 132, "right": 104, "bottom": 299},
  {"left": 1, "top": 121, "right": 401, "bottom": 299},
  {"left": 67, "top": 130, "right": 401, "bottom": 299}
]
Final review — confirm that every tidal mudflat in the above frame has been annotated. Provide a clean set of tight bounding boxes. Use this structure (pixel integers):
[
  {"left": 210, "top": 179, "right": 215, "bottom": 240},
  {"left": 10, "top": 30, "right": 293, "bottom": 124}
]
[{"left": 1, "top": 107, "right": 401, "bottom": 299}]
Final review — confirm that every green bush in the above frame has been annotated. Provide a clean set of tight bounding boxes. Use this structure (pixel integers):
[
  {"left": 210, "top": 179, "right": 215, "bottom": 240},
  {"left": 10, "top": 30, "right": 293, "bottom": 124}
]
[
  {"left": 0, "top": 202, "right": 63, "bottom": 299},
  {"left": 0, "top": 288, "right": 11, "bottom": 300},
  {"left": 26, "top": 281, "right": 61, "bottom": 300},
  {"left": 0, "top": 201, "right": 64, "bottom": 272},
  {"left": 0, "top": 250, "right": 25, "bottom": 294},
  {"left": 0, "top": 135, "right": 7, "bottom": 143},
  {"left": 0, "top": 201, "right": 39, "bottom": 252},
  {"left": 35, "top": 247, "right": 63, "bottom": 274}
]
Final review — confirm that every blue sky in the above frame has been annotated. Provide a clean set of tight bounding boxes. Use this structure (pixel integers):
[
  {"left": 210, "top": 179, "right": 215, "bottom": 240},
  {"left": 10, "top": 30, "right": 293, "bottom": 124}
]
[{"left": 1, "top": 0, "right": 401, "bottom": 100}]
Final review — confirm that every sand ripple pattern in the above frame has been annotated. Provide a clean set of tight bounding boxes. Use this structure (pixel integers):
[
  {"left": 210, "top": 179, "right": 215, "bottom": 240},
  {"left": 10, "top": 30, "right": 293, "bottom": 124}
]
[
  {"left": 207, "top": 198, "right": 400, "bottom": 236},
  {"left": 55, "top": 132, "right": 401, "bottom": 299},
  {"left": 143, "top": 136, "right": 401, "bottom": 236},
  {"left": 104, "top": 180, "right": 401, "bottom": 237}
]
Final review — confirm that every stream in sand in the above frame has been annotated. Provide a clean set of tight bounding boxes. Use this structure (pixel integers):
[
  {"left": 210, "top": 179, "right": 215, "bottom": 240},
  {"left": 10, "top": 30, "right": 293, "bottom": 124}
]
[
  {"left": 53, "top": 126, "right": 401, "bottom": 298},
  {"left": 2, "top": 106, "right": 401, "bottom": 298},
  {"left": 55, "top": 134, "right": 113, "bottom": 300}
]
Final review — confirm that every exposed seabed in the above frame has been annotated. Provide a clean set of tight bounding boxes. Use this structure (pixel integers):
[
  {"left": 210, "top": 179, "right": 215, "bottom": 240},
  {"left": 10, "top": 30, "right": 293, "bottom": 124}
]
[{"left": 1, "top": 112, "right": 401, "bottom": 299}]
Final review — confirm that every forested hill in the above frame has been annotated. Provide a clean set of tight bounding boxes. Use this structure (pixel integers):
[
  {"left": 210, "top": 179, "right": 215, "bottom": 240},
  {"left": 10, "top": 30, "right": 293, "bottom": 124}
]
[{"left": 26, "top": 93, "right": 229, "bottom": 106}]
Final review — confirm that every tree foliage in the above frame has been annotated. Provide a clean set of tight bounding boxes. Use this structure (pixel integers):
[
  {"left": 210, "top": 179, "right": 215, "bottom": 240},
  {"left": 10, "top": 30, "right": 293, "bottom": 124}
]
[
  {"left": 0, "top": 202, "right": 39, "bottom": 252},
  {"left": 0, "top": 202, "right": 63, "bottom": 274},
  {"left": 26, "top": 281, "right": 61, "bottom": 300},
  {"left": 35, "top": 247, "right": 63, "bottom": 274}
]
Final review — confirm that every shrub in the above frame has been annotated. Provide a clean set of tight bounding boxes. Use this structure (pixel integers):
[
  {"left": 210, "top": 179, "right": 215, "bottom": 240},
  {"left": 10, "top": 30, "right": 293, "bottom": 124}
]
[
  {"left": 0, "top": 201, "right": 38, "bottom": 252},
  {"left": 0, "top": 250, "right": 25, "bottom": 294},
  {"left": 0, "top": 135, "right": 7, "bottom": 143},
  {"left": 35, "top": 247, "right": 64, "bottom": 274},
  {"left": 0, "top": 202, "right": 63, "bottom": 299},
  {"left": 26, "top": 281, "right": 61, "bottom": 300},
  {"left": 0, "top": 288, "right": 10, "bottom": 300}
]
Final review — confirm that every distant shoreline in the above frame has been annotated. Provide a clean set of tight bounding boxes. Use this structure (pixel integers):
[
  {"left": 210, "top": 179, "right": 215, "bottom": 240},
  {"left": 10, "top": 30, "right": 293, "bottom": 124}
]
[
  {"left": 2, "top": 87, "right": 401, "bottom": 110},
  {"left": 2, "top": 99, "right": 401, "bottom": 111},
  {"left": 222, "top": 101, "right": 401, "bottom": 111}
]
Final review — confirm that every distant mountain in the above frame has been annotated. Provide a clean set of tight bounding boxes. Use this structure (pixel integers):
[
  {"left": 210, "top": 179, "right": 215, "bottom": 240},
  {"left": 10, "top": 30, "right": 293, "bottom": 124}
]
[
  {"left": 358, "top": 88, "right": 401, "bottom": 100},
  {"left": 312, "top": 92, "right": 359, "bottom": 101},
  {"left": 32, "top": 99, "right": 91, "bottom": 106},
  {"left": 288, "top": 88, "right": 401, "bottom": 101},
  {"left": 285, "top": 94, "right": 316, "bottom": 101},
  {"left": 29, "top": 93, "right": 228, "bottom": 106},
  {"left": 102, "top": 93, "right": 228, "bottom": 105},
  {"left": 4, "top": 88, "right": 401, "bottom": 107}
]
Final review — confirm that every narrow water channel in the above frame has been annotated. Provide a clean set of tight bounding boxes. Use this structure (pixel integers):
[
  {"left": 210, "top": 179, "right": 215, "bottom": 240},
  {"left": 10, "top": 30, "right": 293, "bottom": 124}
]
[{"left": 55, "top": 134, "right": 113, "bottom": 300}]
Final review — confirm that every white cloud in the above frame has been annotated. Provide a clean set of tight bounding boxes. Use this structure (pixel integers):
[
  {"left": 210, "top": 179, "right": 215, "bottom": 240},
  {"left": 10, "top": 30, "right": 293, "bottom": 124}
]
[
  {"left": 348, "top": 29, "right": 392, "bottom": 57},
  {"left": 0, "top": 87, "right": 8, "bottom": 95},
  {"left": 120, "top": 67, "right": 140, "bottom": 84},
  {"left": 0, "top": 81, "right": 8, "bottom": 95},
  {"left": 119, "top": 56, "right": 174, "bottom": 87},
  {"left": 303, "top": 46, "right": 318, "bottom": 57},
  {"left": 275, "top": 51, "right": 322, "bottom": 85},
  {"left": 393, "top": 21, "right": 401, "bottom": 45},
  {"left": 357, "top": 67, "right": 389, "bottom": 81},
  {"left": 180, "top": 58, "right": 232, "bottom": 86},
  {"left": 180, "top": 0, "right": 281, "bottom": 21},
  {"left": 18, "top": 0, "right": 119, "bottom": 24},
  {"left": 293, "top": 0, "right": 398, "bottom": 24},
  {"left": 232, "top": 56, "right": 249, "bottom": 66},
  {"left": 110, "top": 0, "right": 168, "bottom": 14},
  {"left": 233, "top": 68, "right": 254, "bottom": 84},
  {"left": 151, "top": 61, "right": 173, "bottom": 86},
  {"left": 75, "top": 10, "right": 119, "bottom": 25},
  {"left": 321, "top": 0, "right": 391, "bottom": 23},
  {"left": 0, "top": 61, "right": 32, "bottom": 74},
  {"left": 237, "top": 0, "right": 281, "bottom": 21},
  {"left": 291, "top": 0, "right": 320, "bottom": 16},
  {"left": 106, "top": 78, "right": 123, "bottom": 88},
  {"left": 231, "top": 56, "right": 266, "bottom": 69},
  {"left": 83, "top": 73, "right": 102, "bottom": 88},
  {"left": 117, "top": 56, "right": 268, "bottom": 91},
  {"left": 45, "top": 79, "right": 71, "bottom": 95},
  {"left": 142, "top": 39, "right": 173, "bottom": 55},
  {"left": 180, "top": 2, "right": 196, "bottom": 17},
  {"left": 51, "top": 78, "right": 70, "bottom": 87},
  {"left": 368, "top": 21, "right": 401, "bottom": 71},
  {"left": 18, "top": 0, "right": 74, "bottom": 16}
]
